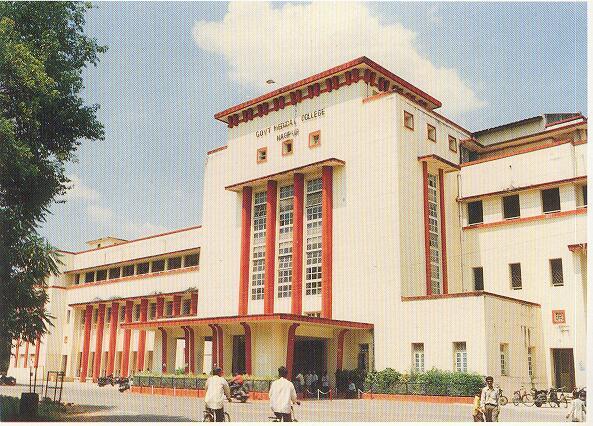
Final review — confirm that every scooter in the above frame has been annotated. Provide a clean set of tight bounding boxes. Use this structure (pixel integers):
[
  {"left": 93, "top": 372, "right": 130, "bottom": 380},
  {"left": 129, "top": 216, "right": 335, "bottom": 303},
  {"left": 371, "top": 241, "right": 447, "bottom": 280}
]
[
  {"left": 118, "top": 376, "right": 131, "bottom": 392},
  {"left": 98, "top": 374, "right": 115, "bottom": 387},
  {"left": 229, "top": 382, "right": 249, "bottom": 403}
]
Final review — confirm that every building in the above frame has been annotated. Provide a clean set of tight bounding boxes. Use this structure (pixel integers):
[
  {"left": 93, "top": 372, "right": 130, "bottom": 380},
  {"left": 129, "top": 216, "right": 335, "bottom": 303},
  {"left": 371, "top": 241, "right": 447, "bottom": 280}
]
[{"left": 9, "top": 57, "right": 587, "bottom": 392}]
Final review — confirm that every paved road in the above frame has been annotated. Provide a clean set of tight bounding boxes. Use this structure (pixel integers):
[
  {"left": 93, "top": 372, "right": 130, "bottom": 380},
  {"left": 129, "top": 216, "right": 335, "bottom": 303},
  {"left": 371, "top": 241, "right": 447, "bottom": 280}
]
[{"left": 0, "top": 383, "right": 571, "bottom": 422}]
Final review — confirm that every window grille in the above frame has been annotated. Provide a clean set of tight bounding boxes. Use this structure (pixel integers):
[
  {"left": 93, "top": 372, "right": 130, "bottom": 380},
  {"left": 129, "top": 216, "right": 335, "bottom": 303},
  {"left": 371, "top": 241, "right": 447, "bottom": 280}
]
[
  {"left": 550, "top": 258, "right": 563, "bottom": 286},
  {"left": 279, "top": 185, "right": 294, "bottom": 240},
  {"left": 305, "top": 236, "right": 322, "bottom": 295},
  {"left": 454, "top": 342, "right": 467, "bottom": 372},
  {"left": 251, "top": 246, "right": 265, "bottom": 300},
  {"left": 510, "top": 263, "right": 522, "bottom": 289},
  {"left": 277, "top": 242, "right": 292, "bottom": 298}
]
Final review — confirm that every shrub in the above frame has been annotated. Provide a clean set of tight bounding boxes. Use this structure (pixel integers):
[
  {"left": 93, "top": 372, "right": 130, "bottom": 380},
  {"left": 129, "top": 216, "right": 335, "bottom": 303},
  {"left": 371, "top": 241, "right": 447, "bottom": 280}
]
[{"left": 0, "top": 396, "right": 20, "bottom": 421}]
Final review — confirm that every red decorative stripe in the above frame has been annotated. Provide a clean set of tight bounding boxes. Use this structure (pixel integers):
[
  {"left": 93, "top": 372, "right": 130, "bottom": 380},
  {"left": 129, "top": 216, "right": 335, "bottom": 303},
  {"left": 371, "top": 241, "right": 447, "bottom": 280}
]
[{"left": 207, "top": 145, "right": 228, "bottom": 155}]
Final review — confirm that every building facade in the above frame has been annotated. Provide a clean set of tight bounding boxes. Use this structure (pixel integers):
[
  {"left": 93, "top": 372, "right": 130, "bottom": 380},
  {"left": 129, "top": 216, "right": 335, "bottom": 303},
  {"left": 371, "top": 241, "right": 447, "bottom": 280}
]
[{"left": 9, "top": 57, "right": 587, "bottom": 392}]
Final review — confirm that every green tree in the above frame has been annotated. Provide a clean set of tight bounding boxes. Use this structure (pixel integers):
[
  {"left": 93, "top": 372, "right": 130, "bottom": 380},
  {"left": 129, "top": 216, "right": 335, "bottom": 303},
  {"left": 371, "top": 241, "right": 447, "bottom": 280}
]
[{"left": 0, "top": 2, "right": 106, "bottom": 371}]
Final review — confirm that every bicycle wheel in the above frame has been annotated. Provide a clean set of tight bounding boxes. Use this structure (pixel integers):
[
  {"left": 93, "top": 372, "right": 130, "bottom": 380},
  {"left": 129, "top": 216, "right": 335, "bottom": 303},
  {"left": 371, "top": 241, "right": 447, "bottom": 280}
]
[
  {"left": 523, "top": 394, "right": 534, "bottom": 406},
  {"left": 203, "top": 412, "right": 214, "bottom": 422},
  {"left": 512, "top": 393, "right": 520, "bottom": 406},
  {"left": 224, "top": 412, "right": 231, "bottom": 422},
  {"left": 500, "top": 396, "right": 508, "bottom": 406}
]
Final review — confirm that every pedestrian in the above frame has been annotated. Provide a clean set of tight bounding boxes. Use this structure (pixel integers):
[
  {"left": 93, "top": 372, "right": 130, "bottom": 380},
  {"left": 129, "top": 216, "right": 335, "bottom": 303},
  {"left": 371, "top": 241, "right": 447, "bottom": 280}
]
[
  {"left": 480, "top": 376, "right": 500, "bottom": 422},
  {"left": 269, "top": 366, "right": 300, "bottom": 422},
  {"left": 566, "top": 391, "right": 586, "bottom": 422},
  {"left": 312, "top": 371, "right": 319, "bottom": 393},
  {"left": 204, "top": 367, "right": 231, "bottom": 422},
  {"left": 321, "top": 371, "right": 330, "bottom": 397},
  {"left": 473, "top": 390, "right": 484, "bottom": 422},
  {"left": 295, "top": 371, "right": 305, "bottom": 395},
  {"left": 347, "top": 380, "right": 357, "bottom": 399},
  {"left": 304, "top": 371, "right": 313, "bottom": 397}
]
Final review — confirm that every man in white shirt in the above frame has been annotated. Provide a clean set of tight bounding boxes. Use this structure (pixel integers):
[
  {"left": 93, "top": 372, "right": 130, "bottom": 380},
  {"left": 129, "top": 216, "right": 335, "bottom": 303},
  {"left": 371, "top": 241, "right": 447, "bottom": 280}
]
[
  {"left": 269, "top": 366, "right": 300, "bottom": 422},
  {"left": 480, "top": 376, "right": 500, "bottom": 422},
  {"left": 204, "top": 367, "right": 231, "bottom": 422}
]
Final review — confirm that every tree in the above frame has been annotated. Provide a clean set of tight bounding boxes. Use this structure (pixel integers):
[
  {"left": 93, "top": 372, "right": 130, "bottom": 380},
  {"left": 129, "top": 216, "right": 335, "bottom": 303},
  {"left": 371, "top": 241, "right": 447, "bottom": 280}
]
[{"left": 0, "top": 2, "right": 106, "bottom": 371}]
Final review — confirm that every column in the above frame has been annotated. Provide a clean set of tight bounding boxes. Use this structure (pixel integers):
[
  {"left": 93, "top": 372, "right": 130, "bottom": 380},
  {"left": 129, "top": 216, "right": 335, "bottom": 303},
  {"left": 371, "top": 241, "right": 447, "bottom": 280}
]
[
  {"left": 156, "top": 296, "right": 164, "bottom": 318},
  {"left": 422, "top": 161, "right": 432, "bottom": 295},
  {"left": 438, "top": 169, "right": 448, "bottom": 294},
  {"left": 336, "top": 329, "right": 348, "bottom": 370},
  {"left": 264, "top": 180, "right": 278, "bottom": 314},
  {"left": 158, "top": 327, "right": 168, "bottom": 373},
  {"left": 34, "top": 335, "right": 41, "bottom": 368},
  {"left": 216, "top": 325, "right": 224, "bottom": 372},
  {"left": 321, "top": 166, "right": 333, "bottom": 319},
  {"left": 190, "top": 292, "right": 199, "bottom": 316},
  {"left": 92, "top": 303, "right": 106, "bottom": 381},
  {"left": 188, "top": 328, "right": 195, "bottom": 374},
  {"left": 240, "top": 322, "right": 252, "bottom": 375},
  {"left": 14, "top": 339, "right": 20, "bottom": 368},
  {"left": 291, "top": 174, "right": 304, "bottom": 315},
  {"left": 136, "top": 298, "right": 148, "bottom": 371},
  {"left": 120, "top": 300, "right": 133, "bottom": 377},
  {"left": 239, "top": 187, "right": 253, "bottom": 315},
  {"left": 208, "top": 324, "right": 218, "bottom": 369},
  {"left": 286, "top": 323, "right": 299, "bottom": 380},
  {"left": 183, "top": 327, "right": 190, "bottom": 373},
  {"left": 106, "top": 301, "right": 119, "bottom": 376},
  {"left": 173, "top": 295, "right": 182, "bottom": 317},
  {"left": 79, "top": 305, "right": 93, "bottom": 381}
]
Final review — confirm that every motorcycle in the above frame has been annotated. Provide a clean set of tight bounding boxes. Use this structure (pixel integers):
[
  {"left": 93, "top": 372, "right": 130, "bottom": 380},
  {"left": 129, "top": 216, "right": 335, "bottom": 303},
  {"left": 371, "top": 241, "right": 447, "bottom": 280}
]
[
  {"left": 98, "top": 374, "right": 115, "bottom": 387},
  {"left": 229, "top": 381, "right": 249, "bottom": 403},
  {"left": 0, "top": 373, "right": 16, "bottom": 386},
  {"left": 118, "top": 376, "right": 131, "bottom": 392}
]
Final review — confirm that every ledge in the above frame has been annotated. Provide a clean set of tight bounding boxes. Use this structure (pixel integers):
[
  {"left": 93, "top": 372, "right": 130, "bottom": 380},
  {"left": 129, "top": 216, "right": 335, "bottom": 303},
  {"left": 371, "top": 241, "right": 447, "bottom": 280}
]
[
  {"left": 458, "top": 176, "right": 587, "bottom": 201},
  {"left": 66, "top": 266, "right": 200, "bottom": 290},
  {"left": 462, "top": 208, "right": 586, "bottom": 230},
  {"left": 418, "top": 154, "right": 460, "bottom": 172},
  {"left": 401, "top": 291, "right": 540, "bottom": 307}
]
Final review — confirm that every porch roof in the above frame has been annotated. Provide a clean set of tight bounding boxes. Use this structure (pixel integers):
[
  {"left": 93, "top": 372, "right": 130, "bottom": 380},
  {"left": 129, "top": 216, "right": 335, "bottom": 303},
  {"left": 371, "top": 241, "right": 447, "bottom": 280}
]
[{"left": 120, "top": 313, "right": 373, "bottom": 330}]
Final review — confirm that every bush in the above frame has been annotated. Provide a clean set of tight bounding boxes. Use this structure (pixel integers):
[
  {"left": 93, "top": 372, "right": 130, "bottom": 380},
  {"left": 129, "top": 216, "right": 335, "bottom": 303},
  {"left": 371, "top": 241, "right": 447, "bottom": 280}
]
[{"left": 0, "top": 395, "right": 20, "bottom": 421}]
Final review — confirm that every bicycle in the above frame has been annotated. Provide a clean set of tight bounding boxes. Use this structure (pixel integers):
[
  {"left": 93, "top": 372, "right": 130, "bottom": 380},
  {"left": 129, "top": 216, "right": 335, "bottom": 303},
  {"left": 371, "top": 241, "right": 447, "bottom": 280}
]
[
  {"left": 203, "top": 407, "right": 231, "bottom": 422},
  {"left": 269, "top": 404, "right": 299, "bottom": 422},
  {"left": 533, "top": 387, "right": 568, "bottom": 408},
  {"left": 498, "top": 388, "right": 508, "bottom": 406},
  {"left": 512, "top": 386, "right": 534, "bottom": 406}
]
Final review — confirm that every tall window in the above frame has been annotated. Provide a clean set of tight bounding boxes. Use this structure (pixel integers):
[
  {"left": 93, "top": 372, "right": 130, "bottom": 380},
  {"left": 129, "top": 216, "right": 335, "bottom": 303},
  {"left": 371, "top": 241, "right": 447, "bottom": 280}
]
[
  {"left": 412, "top": 343, "right": 425, "bottom": 372},
  {"left": 277, "top": 242, "right": 292, "bottom": 298},
  {"left": 306, "top": 178, "right": 322, "bottom": 236},
  {"left": 500, "top": 344, "right": 509, "bottom": 376},
  {"left": 550, "top": 258, "right": 564, "bottom": 286},
  {"left": 510, "top": 263, "right": 522, "bottom": 290},
  {"left": 467, "top": 200, "right": 483, "bottom": 225},
  {"left": 251, "top": 191, "right": 267, "bottom": 301},
  {"left": 251, "top": 246, "right": 265, "bottom": 300},
  {"left": 527, "top": 347, "right": 534, "bottom": 378},
  {"left": 149, "top": 303, "right": 157, "bottom": 319},
  {"left": 253, "top": 191, "right": 267, "bottom": 245},
  {"left": 106, "top": 307, "right": 111, "bottom": 323},
  {"left": 428, "top": 174, "right": 441, "bottom": 294},
  {"left": 305, "top": 178, "right": 323, "bottom": 296},
  {"left": 454, "top": 342, "right": 467, "bottom": 372},
  {"left": 279, "top": 185, "right": 294, "bottom": 241},
  {"left": 473, "top": 267, "right": 484, "bottom": 291},
  {"left": 541, "top": 187, "right": 561, "bottom": 213},
  {"left": 503, "top": 195, "right": 520, "bottom": 219}
]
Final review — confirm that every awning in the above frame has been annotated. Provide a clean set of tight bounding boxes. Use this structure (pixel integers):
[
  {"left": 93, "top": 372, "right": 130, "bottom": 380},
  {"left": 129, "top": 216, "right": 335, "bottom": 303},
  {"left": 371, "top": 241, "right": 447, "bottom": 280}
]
[{"left": 417, "top": 154, "right": 459, "bottom": 173}]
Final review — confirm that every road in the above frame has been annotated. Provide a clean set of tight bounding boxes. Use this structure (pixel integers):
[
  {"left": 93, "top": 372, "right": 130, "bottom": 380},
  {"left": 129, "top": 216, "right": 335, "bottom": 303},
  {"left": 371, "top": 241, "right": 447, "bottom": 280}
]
[{"left": 0, "top": 383, "right": 571, "bottom": 422}]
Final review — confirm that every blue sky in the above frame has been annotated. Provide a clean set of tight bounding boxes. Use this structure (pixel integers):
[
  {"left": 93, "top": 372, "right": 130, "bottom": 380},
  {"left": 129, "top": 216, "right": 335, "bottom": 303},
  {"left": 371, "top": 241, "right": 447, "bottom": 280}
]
[{"left": 42, "top": 2, "right": 587, "bottom": 252}]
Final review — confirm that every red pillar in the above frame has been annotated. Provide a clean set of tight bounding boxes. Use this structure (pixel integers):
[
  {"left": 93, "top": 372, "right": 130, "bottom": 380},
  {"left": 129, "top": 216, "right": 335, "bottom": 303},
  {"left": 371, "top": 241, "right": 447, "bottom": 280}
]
[
  {"left": 208, "top": 324, "right": 218, "bottom": 370},
  {"left": 438, "top": 168, "right": 448, "bottom": 294},
  {"left": 216, "top": 325, "right": 224, "bottom": 372},
  {"left": 188, "top": 328, "right": 195, "bottom": 373},
  {"left": 190, "top": 292, "right": 199, "bottom": 316},
  {"left": 240, "top": 322, "right": 252, "bottom": 375},
  {"left": 158, "top": 327, "right": 168, "bottom": 373},
  {"left": 173, "top": 295, "right": 182, "bottom": 317},
  {"left": 286, "top": 323, "right": 299, "bottom": 380},
  {"left": 80, "top": 305, "right": 93, "bottom": 381},
  {"left": 136, "top": 299, "right": 148, "bottom": 371},
  {"left": 120, "top": 300, "right": 133, "bottom": 377},
  {"left": 264, "top": 180, "right": 278, "bottom": 314},
  {"left": 156, "top": 296, "right": 164, "bottom": 318},
  {"left": 183, "top": 327, "right": 190, "bottom": 373},
  {"left": 92, "top": 304, "right": 106, "bottom": 381},
  {"left": 336, "top": 329, "right": 348, "bottom": 370},
  {"left": 422, "top": 161, "right": 432, "bottom": 295},
  {"left": 34, "top": 335, "right": 41, "bottom": 368},
  {"left": 106, "top": 301, "right": 119, "bottom": 376},
  {"left": 23, "top": 341, "right": 29, "bottom": 368},
  {"left": 14, "top": 339, "right": 20, "bottom": 368},
  {"left": 321, "top": 166, "right": 333, "bottom": 319},
  {"left": 239, "top": 187, "right": 253, "bottom": 315},
  {"left": 291, "top": 173, "right": 304, "bottom": 315}
]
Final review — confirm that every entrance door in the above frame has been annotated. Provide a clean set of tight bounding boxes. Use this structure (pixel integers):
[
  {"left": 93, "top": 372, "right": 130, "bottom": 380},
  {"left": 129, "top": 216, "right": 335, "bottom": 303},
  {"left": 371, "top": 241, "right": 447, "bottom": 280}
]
[
  {"left": 293, "top": 338, "right": 326, "bottom": 377},
  {"left": 232, "top": 335, "right": 246, "bottom": 374},
  {"left": 552, "top": 349, "right": 575, "bottom": 390}
]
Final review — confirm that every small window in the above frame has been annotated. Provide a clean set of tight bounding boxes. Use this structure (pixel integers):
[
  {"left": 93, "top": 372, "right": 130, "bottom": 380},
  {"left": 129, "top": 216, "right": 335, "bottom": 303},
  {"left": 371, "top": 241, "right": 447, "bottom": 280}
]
[
  {"left": 448, "top": 135, "right": 458, "bottom": 153},
  {"left": 282, "top": 139, "right": 293, "bottom": 156},
  {"left": 412, "top": 343, "right": 424, "bottom": 372},
  {"left": 404, "top": 111, "right": 414, "bottom": 130},
  {"left": 467, "top": 200, "right": 483, "bottom": 225},
  {"left": 500, "top": 344, "right": 509, "bottom": 376},
  {"left": 427, "top": 124, "right": 436, "bottom": 142},
  {"left": 120, "top": 306, "right": 126, "bottom": 321},
  {"left": 257, "top": 147, "right": 267, "bottom": 163},
  {"left": 541, "top": 187, "right": 561, "bottom": 213},
  {"left": 309, "top": 130, "right": 321, "bottom": 148},
  {"left": 137, "top": 262, "right": 150, "bottom": 275},
  {"left": 582, "top": 185, "right": 587, "bottom": 206},
  {"left": 527, "top": 347, "right": 535, "bottom": 378},
  {"left": 184, "top": 253, "right": 199, "bottom": 267},
  {"left": 106, "top": 307, "right": 111, "bottom": 323},
  {"left": 510, "top": 263, "right": 522, "bottom": 290},
  {"left": 503, "top": 194, "right": 520, "bottom": 219},
  {"left": 96, "top": 269, "right": 107, "bottom": 282},
  {"left": 134, "top": 305, "right": 141, "bottom": 321},
  {"left": 168, "top": 256, "right": 182, "bottom": 270},
  {"left": 66, "top": 310, "right": 71, "bottom": 324},
  {"left": 74, "top": 274, "right": 80, "bottom": 285},
  {"left": 151, "top": 259, "right": 165, "bottom": 273},
  {"left": 552, "top": 310, "right": 566, "bottom": 324},
  {"left": 122, "top": 264, "right": 135, "bottom": 277},
  {"left": 454, "top": 342, "right": 467, "bottom": 372},
  {"left": 182, "top": 299, "right": 191, "bottom": 315},
  {"left": 84, "top": 271, "right": 95, "bottom": 283},
  {"left": 473, "top": 267, "right": 484, "bottom": 291},
  {"left": 550, "top": 258, "right": 564, "bottom": 286},
  {"left": 64, "top": 336, "right": 68, "bottom": 344},
  {"left": 109, "top": 267, "right": 121, "bottom": 280},
  {"left": 149, "top": 303, "right": 157, "bottom": 319},
  {"left": 93, "top": 309, "right": 98, "bottom": 323},
  {"left": 165, "top": 301, "right": 173, "bottom": 317}
]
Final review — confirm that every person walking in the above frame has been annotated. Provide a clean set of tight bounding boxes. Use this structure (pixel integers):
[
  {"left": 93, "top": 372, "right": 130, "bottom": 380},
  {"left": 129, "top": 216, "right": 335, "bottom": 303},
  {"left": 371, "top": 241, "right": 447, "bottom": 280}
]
[
  {"left": 304, "top": 371, "right": 313, "bottom": 398},
  {"left": 321, "top": 371, "right": 330, "bottom": 398},
  {"left": 566, "top": 391, "right": 586, "bottom": 422},
  {"left": 295, "top": 371, "right": 305, "bottom": 396},
  {"left": 472, "top": 390, "right": 484, "bottom": 422},
  {"left": 480, "top": 376, "right": 500, "bottom": 422},
  {"left": 269, "top": 366, "right": 300, "bottom": 422},
  {"left": 204, "top": 367, "right": 231, "bottom": 422}
]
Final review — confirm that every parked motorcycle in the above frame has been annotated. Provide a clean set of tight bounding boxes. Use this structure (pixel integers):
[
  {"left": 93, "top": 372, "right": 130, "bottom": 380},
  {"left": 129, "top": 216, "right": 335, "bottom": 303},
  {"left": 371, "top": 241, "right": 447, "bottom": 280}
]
[
  {"left": 0, "top": 373, "right": 16, "bottom": 386},
  {"left": 118, "top": 376, "right": 131, "bottom": 392},
  {"left": 98, "top": 374, "right": 115, "bottom": 387},
  {"left": 229, "top": 381, "right": 249, "bottom": 403}
]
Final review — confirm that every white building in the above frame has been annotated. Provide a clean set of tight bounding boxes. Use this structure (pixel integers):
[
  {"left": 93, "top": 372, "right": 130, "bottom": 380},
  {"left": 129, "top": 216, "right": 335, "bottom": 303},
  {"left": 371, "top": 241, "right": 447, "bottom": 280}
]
[{"left": 9, "top": 57, "right": 587, "bottom": 392}]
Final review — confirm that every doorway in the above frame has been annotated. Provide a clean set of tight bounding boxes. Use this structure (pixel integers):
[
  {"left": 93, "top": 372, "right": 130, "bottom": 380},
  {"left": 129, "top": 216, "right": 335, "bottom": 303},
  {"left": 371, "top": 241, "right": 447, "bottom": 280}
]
[
  {"left": 293, "top": 338, "right": 327, "bottom": 377},
  {"left": 552, "top": 348, "right": 575, "bottom": 390},
  {"left": 232, "top": 335, "right": 246, "bottom": 374}
]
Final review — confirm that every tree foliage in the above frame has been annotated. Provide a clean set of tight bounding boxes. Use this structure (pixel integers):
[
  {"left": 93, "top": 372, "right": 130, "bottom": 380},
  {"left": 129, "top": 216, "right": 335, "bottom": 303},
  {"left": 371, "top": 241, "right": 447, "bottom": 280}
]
[{"left": 0, "top": 2, "right": 105, "bottom": 369}]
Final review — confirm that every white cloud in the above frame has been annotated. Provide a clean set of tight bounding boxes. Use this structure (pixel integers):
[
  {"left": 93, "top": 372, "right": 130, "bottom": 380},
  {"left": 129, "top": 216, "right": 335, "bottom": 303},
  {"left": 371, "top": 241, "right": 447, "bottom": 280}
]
[
  {"left": 192, "top": 2, "right": 486, "bottom": 114},
  {"left": 63, "top": 174, "right": 100, "bottom": 201}
]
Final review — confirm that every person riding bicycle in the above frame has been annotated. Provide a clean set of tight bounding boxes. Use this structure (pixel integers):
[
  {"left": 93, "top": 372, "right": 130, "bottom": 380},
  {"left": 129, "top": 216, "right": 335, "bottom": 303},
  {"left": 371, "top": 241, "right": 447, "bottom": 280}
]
[
  {"left": 269, "top": 366, "right": 300, "bottom": 422},
  {"left": 205, "top": 367, "right": 231, "bottom": 422}
]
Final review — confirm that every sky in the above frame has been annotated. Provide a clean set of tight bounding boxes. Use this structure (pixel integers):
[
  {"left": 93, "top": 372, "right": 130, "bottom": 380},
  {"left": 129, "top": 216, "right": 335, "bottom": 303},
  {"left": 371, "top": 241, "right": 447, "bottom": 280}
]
[{"left": 41, "top": 1, "right": 587, "bottom": 252}]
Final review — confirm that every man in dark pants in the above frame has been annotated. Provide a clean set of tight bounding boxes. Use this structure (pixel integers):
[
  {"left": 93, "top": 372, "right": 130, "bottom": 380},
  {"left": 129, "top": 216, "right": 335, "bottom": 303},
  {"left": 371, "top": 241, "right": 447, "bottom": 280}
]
[
  {"left": 480, "top": 376, "right": 500, "bottom": 422},
  {"left": 205, "top": 367, "right": 231, "bottom": 422},
  {"left": 269, "top": 366, "right": 300, "bottom": 422}
]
